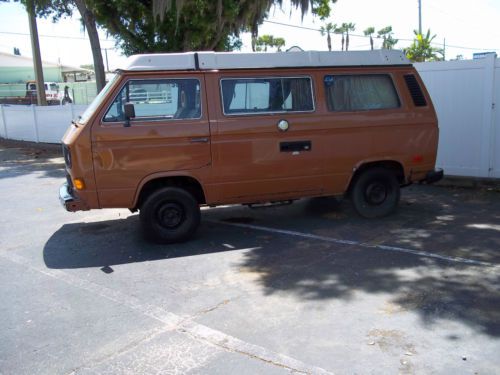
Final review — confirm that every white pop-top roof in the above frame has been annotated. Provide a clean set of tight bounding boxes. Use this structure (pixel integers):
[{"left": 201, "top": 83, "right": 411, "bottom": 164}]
[{"left": 121, "top": 50, "right": 410, "bottom": 71}]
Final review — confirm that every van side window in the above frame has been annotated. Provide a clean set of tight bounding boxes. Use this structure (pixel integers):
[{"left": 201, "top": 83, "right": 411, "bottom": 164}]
[
  {"left": 103, "top": 79, "right": 201, "bottom": 122},
  {"left": 221, "top": 77, "right": 314, "bottom": 115},
  {"left": 324, "top": 74, "right": 400, "bottom": 112}
]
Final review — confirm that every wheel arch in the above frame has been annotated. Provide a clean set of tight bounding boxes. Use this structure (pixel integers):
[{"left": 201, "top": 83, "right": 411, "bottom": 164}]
[
  {"left": 346, "top": 159, "right": 405, "bottom": 195},
  {"left": 132, "top": 173, "right": 206, "bottom": 211}
]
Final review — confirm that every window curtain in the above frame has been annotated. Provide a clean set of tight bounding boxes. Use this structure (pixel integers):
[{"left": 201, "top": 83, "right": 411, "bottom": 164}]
[
  {"left": 290, "top": 78, "right": 313, "bottom": 111},
  {"left": 325, "top": 75, "right": 399, "bottom": 112}
]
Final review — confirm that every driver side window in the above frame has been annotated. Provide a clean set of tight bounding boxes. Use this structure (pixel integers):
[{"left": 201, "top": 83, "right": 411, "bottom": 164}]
[{"left": 103, "top": 78, "right": 201, "bottom": 123}]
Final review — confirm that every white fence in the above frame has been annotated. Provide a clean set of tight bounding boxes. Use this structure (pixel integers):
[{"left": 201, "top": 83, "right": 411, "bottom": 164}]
[
  {"left": 1, "top": 57, "right": 500, "bottom": 178},
  {"left": 0, "top": 104, "right": 87, "bottom": 144},
  {"left": 415, "top": 54, "right": 500, "bottom": 179}
]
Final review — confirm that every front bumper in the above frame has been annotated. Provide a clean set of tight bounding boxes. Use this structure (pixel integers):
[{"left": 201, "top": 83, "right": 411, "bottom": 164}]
[
  {"left": 59, "top": 182, "right": 88, "bottom": 211},
  {"left": 420, "top": 168, "right": 444, "bottom": 184}
]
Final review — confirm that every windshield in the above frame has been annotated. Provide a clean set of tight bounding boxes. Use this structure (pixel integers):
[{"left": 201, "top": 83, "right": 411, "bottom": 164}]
[{"left": 79, "top": 74, "right": 120, "bottom": 124}]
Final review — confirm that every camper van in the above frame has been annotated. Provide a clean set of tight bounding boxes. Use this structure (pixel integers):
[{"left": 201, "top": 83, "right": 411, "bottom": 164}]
[{"left": 60, "top": 50, "right": 443, "bottom": 243}]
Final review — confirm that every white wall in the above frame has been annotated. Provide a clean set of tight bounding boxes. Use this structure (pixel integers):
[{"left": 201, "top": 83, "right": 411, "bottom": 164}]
[
  {"left": 415, "top": 54, "right": 499, "bottom": 178},
  {"left": 0, "top": 104, "right": 87, "bottom": 144}
]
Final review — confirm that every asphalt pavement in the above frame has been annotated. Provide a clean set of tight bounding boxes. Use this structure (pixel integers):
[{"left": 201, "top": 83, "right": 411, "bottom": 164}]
[{"left": 1, "top": 139, "right": 499, "bottom": 374}]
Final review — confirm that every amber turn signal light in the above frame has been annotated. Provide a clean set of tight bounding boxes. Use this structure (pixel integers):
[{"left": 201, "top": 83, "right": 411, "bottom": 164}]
[{"left": 73, "top": 178, "right": 85, "bottom": 190}]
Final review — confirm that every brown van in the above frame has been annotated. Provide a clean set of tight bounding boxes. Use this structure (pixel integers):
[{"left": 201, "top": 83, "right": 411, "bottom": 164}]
[{"left": 60, "top": 50, "right": 443, "bottom": 243}]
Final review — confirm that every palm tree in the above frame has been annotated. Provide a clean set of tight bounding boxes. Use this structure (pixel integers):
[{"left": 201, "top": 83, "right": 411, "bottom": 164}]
[
  {"left": 364, "top": 26, "right": 375, "bottom": 50},
  {"left": 343, "top": 22, "right": 356, "bottom": 51},
  {"left": 74, "top": 0, "right": 106, "bottom": 92},
  {"left": 335, "top": 25, "right": 346, "bottom": 51},
  {"left": 255, "top": 35, "right": 286, "bottom": 52},
  {"left": 320, "top": 22, "right": 336, "bottom": 51},
  {"left": 273, "top": 37, "right": 285, "bottom": 52},
  {"left": 377, "top": 26, "right": 398, "bottom": 50}
]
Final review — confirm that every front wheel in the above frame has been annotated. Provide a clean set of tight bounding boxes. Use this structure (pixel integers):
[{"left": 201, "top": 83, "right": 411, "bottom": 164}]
[
  {"left": 140, "top": 187, "right": 200, "bottom": 243},
  {"left": 351, "top": 167, "right": 400, "bottom": 218}
]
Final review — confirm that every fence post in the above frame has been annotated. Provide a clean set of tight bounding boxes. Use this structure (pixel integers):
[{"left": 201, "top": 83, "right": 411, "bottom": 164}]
[
  {"left": 0, "top": 104, "right": 8, "bottom": 139},
  {"left": 31, "top": 104, "right": 40, "bottom": 143},
  {"left": 479, "top": 54, "right": 496, "bottom": 177}
]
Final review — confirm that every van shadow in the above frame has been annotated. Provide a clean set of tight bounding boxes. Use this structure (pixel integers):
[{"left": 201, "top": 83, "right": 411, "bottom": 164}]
[
  {"left": 231, "top": 188, "right": 500, "bottom": 338},
  {"left": 42, "top": 215, "right": 244, "bottom": 270},
  {"left": 43, "top": 188, "right": 500, "bottom": 338}
]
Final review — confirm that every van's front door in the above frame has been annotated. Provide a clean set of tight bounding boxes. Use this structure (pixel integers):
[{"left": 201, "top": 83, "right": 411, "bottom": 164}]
[{"left": 91, "top": 74, "right": 211, "bottom": 208}]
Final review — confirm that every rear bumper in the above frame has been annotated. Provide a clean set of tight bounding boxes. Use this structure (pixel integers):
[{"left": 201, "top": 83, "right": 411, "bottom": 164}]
[
  {"left": 420, "top": 168, "right": 444, "bottom": 184},
  {"left": 59, "top": 182, "right": 89, "bottom": 211}
]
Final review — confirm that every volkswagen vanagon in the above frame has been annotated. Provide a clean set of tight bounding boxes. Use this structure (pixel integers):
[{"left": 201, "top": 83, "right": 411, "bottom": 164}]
[{"left": 60, "top": 50, "right": 443, "bottom": 243}]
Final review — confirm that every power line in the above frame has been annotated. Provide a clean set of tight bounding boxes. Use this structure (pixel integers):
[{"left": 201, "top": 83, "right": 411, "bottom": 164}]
[
  {"left": 0, "top": 30, "right": 115, "bottom": 42},
  {"left": 262, "top": 20, "right": 500, "bottom": 52}
]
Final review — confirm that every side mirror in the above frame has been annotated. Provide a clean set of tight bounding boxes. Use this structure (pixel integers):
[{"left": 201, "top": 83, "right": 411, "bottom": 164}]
[{"left": 124, "top": 102, "right": 135, "bottom": 127}]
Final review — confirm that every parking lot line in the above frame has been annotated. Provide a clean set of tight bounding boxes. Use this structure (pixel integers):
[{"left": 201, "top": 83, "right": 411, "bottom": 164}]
[
  {"left": 216, "top": 221, "right": 494, "bottom": 268},
  {"left": 0, "top": 250, "right": 334, "bottom": 375}
]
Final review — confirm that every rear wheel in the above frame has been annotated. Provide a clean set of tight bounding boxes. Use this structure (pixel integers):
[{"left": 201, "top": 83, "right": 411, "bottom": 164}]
[
  {"left": 140, "top": 187, "right": 200, "bottom": 243},
  {"left": 351, "top": 167, "right": 400, "bottom": 218}
]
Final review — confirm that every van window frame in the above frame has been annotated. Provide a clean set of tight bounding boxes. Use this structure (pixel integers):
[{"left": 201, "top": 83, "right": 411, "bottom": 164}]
[
  {"left": 219, "top": 75, "right": 316, "bottom": 116},
  {"left": 101, "top": 77, "right": 203, "bottom": 125},
  {"left": 323, "top": 73, "right": 402, "bottom": 113}
]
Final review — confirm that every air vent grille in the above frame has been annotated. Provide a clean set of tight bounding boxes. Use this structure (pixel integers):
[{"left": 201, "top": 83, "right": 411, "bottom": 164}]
[{"left": 404, "top": 74, "right": 427, "bottom": 107}]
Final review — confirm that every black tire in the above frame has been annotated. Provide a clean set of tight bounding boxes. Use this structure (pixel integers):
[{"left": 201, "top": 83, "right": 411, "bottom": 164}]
[
  {"left": 139, "top": 187, "right": 200, "bottom": 244},
  {"left": 351, "top": 167, "right": 400, "bottom": 218}
]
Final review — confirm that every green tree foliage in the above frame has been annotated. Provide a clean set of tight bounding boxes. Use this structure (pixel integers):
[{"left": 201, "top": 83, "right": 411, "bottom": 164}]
[
  {"left": 377, "top": 26, "right": 398, "bottom": 50},
  {"left": 320, "top": 22, "right": 335, "bottom": 51},
  {"left": 311, "top": 0, "right": 335, "bottom": 20},
  {"left": 404, "top": 29, "right": 444, "bottom": 62},
  {"left": 363, "top": 26, "right": 375, "bottom": 50},
  {"left": 255, "top": 34, "right": 285, "bottom": 52},
  {"left": 140, "top": 0, "right": 335, "bottom": 54}
]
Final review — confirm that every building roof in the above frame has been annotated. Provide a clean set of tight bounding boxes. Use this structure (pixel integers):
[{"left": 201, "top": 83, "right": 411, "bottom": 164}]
[
  {"left": 121, "top": 50, "right": 411, "bottom": 72},
  {"left": 0, "top": 52, "right": 91, "bottom": 73}
]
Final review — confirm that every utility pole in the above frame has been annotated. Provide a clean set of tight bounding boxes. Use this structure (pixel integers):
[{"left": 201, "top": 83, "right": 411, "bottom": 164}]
[
  {"left": 418, "top": 0, "right": 422, "bottom": 35},
  {"left": 102, "top": 48, "right": 110, "bottom": 72},
  {"left": 27, "top": 1, "right": 47, "bottom": 106}
]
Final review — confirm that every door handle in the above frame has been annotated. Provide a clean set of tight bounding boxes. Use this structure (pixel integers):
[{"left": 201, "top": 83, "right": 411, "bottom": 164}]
[
  {"left": 280, "top": 141, "right": 311, "bottom": 152},
  {"left": 190, "top": 137, "right": 209, "bottom": 143}
]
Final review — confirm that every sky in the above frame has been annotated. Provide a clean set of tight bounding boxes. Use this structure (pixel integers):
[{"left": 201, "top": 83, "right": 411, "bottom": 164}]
[{"left": 0, "top": 0, "right": 499, "bottom": 70}]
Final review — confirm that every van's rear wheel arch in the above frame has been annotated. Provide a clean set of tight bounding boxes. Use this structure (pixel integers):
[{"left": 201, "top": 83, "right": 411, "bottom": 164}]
[
  {"left": 348, "top": 161, "right": 405, "bottom": 194},
  {"left": 348, "top": 162, "right": 404, "bottom": 218}
]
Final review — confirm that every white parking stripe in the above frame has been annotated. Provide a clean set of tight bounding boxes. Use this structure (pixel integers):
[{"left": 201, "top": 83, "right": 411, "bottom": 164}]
[
  {"left": 216, "top": 221, "right": 495, "bottom": 267},
  {"left": 0, "top": 250, "right": 334, "bottom": 375}
]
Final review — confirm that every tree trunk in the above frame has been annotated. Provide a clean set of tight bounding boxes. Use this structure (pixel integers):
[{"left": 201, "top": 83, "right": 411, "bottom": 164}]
[
  {"left": 370, "top": 36, "right": 373, "bottom": 50},
  {"left": 346, "top": 32, "right": 349, "bottom": 51},
  {"left": 327, "top": 32, "right": 331, "bottom": 51},
  {"left": 74, "top": 0, "right": 106, "bottom": 93},
  {"left": 27, "top": 2, "right": 47, "bottom": 106}
]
